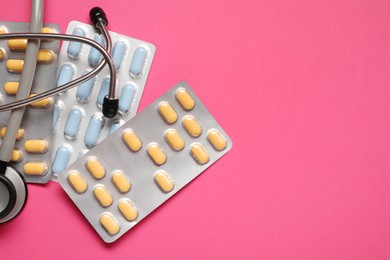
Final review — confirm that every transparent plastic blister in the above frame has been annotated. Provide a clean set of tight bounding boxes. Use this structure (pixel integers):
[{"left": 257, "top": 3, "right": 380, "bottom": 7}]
[
  {"left": 52, "top": 21, "right": 156, "bottom": 178},
  {"left": 58, "top": 82, "right": 233, "bottom": 243},
  {"left": 0, "top": 22, "right": 60, "bottom": 183}
]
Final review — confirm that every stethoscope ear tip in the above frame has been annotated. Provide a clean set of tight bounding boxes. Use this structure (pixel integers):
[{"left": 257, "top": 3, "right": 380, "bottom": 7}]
[
  {"left": 89, "top": 6, "right": 108, "bottom": 32},
  {"left": 102, "top": 96, "right": 119, "bottom": 118}
]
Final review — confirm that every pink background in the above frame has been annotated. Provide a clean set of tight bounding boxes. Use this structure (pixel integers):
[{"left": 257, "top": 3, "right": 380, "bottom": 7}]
[{"left": 1, "top": 0, "right": 390, "bottom": 259}]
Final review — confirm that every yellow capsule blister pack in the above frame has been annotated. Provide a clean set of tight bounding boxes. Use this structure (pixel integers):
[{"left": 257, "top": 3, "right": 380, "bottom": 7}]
[
  {"left": 58, "top": 82, "right": 232, "bottom": 243},
  {"left": 0, "top": 22, "right": 60, "bottom": 183}
]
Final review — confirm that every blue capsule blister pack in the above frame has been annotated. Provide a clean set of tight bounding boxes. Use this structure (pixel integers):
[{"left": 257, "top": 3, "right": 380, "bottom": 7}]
[
  {"left": 0, "top": 22, "right": 60, "bottom": 183},
  {"left": 52, "top": 21, "right": 155, "bottom": 178}
]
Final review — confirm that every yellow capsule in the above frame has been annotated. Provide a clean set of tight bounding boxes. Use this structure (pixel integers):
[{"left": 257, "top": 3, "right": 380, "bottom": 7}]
[
  {"left": 93, "top": 185, "right": 113, "bottom": 208},
  {"left": 41, "top": 27, "right": 57, "bottom": 34},
  {"left": 29, "top": 94, "right": 53, "bottom": 108},
  {"left": 165, "top": 129, "right": 185, "bottom": 151},
  {"left": 4, "top": 82, "right": 19, "bottom": 95},
  {"left": 0, "top": 127, "right": 25, "bottom": 141},
  {"left": 67, "top": 171, "right": 88, "bottom": 194},
  {"left": 154, "top": 170, "right": 174, "bottom": 193},
  {"left": 0, "top": 48, "right": 4, "bottom": 61},
  {"left": 0, "top": 26, "right": 6, "bottom": 34},
  {"left": 190, "top": 143, "right": 210, "bottom": 165},
  {"left": 8, "top": 39, "right": 27, "bottom": 51},
  {"left": 37, "top": 49, "right": 56, "bottom": 63},
  {"left": 176, "top": 88, "right": 195, "bottom": 111},
  {"left": 118, "top": 199, "right": 138, "bottom": 222},
  {"left": 6, "top": 59, "right": 24, "bottom": 73},
  {"left": 122, "top": 128, "right": 142, "bottom": 152},
  {"left": 24, "top": 139, "right": 48, "bottom": 153},
  {"left": 207, "top": 129, "right": 227, "bottom": 151},
  {"left": 158, "top": 101, "right": 177, "bottom": 124},
  {"left": 10, "top": 149, "right": 23, "bottom": 163},
  {"left": 23, "top": 161, "right": 47, "bottom": 175},
  {"left": 147, "top": 143, "right": 167, "bottom": 166},
  {"left": 111, "top": 170, "right": 131, "bottom": 193},
  {"left": 86, "top": 157, "right": 106, "bottom": 179},
  {"left": 100, "top": 213, "right": 120, "bottom": 236},
  {"left": 182, "top": 115, "right": 202, "bottom": 137}
]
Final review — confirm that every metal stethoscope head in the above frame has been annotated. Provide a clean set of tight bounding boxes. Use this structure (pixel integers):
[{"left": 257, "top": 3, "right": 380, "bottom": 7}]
[{"left": 0, "top": 7, "right": 118, "bottom": 223}]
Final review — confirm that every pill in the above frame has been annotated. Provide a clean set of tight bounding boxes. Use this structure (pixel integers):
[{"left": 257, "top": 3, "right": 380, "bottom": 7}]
[
  {"left": 0, "top": 48, "right": 5, "bottom": 61},
  {"left": 93, "top": 185, "right": 113, "bottom": 208},
  {"left": 76, "top": 71, "right": 96, "bottom": 103},
  {"left": 37, "top": 49, "right": 56, "bottom": 63},
  {"left": 67, "top": 171, "right": 88, "bottom": 194},
  {"left": 29, "top": 94, "right": 52, "bottom": 108},
  {"left": 122, "top": 128, "right": 142, "bottom": 152},
  {"left": 118, "top": 82, "right": 137, "bottom": 114},
  {"left": 111, "top": 170, "right": 131, "bottom": 193},
  {"left": 53, "top": 101, "right": 63, "bottom": 130},
  {"left": 7, "top": 39, "right": 27, "bottom": 51},
  {"left": 118, "top": 199, "right": 138, "bottom": 221},
  {"left": 41, "top": 27, "right": 57, "bottom": 34},
  {"left": 165, "top": 129, "right": 185, "bottom": 151},
  {"left": 0, "top": 127, "right": 25, "bottom": 140},
  {"left": 147, "top": 143, "right": 167, "bottom": 166},
  {"left": 158, "top": 101, "right": 177, "bottom": 124},
  {"left": 176, "top": 88, "right": 195, "bottom": 111},
  {"left": 0, "top": 26, "right": 6, "bottom": 34},
  {"left": 129, "top": 46, "right": 147, "bottom": 77},
  {"left": 86, "top": 157, "right": 106, "bottom": 179},
  {"left": 190, "top": 143, "right": 210, "bottom": 165},
  {"left": 207, "top": 129, "right": 227, "bottom": 151},
  {"left": 183, "top": 115, "right": 202, "bottom": 137},
  {"left": 108, "top": 120, "right": 124, "bottom": 135},
  {"left": 97, "top": 77, "right": 109, "bottom": 107},
  {"left": 88, "top": 34, "right": 105, "bottom": 67},
  {"left": 23, "top": 161, "right": 47, "bottom": 175},
  {"left": 4, "top": 82, "right": 19, "bottom": 95},
  {"left": 10, "top": 149, "right": 23, "bottom": 163},
  {"left": 67, "top": 27, "right": 85, "bottom": 59},
  {"left": 84, "top": 113, "right": 104, "bottom": 148},
  {"left": 111, "top": 40, "right": 127, "bottom": 70},
  {"left": 24, "top": 139, "right": 48, "bottom": 153},
  {"left": 100, "top": 213, "right": 120, "bottom": 236},
  {"left": 52, "top": 145, "right": 71, "bottom": 174},
  {"left": 64, "top": 107, "right": 83, "bottom": 139},
  {"left": 154, "top": 170, "right": 174, "bottom": 193},
  {"left": 57, "top": 64, "right": 74, "bottom": 93},
  {"left": 6, "top": 60, "right": 24, "bottom": 73}
]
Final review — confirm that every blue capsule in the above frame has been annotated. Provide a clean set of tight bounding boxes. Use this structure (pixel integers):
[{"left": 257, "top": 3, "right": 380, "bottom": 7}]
[
  {"left": 118, "top": 82, "right": 137, "bottom": 114},
  {"left": 108, "top": 120, "right": 124, "bottom": 135},
  {"left": 64, "top": 107, "right": 83, "bottom": 139},
  {"left": 57, "top": 64, "right": 74, "bottom": 93},
  {"left": 84, "top": 113, "right": 105, "bottom": 148},
  {"left": 67, "top": 27, "right": 85, "bottom": 59},
  {"left": 52, "top": 145, "right": 71, "bottom": 174},
  {"left": 130, "top": 46, "right": 147, "bottom": 77},
  {"left": 76, "top": 70, "right": 96, "bottom": 103},
  {"left": 111, "top": 40, "right": 127, "bottom": 70},
  {"left": 88, "top": 34, "right": 105, "bottom": 67},
  {"left": 97, "top": 77, "right": 110, "bottom": 107}
]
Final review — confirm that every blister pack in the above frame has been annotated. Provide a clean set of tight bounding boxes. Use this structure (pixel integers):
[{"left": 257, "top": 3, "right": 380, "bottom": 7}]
[
  {"left": 0, "top": 22, "right": 60, "bottom": 183},
  {"left": 52, "top": 21, "right": 156, "bottom": 178},
  {"left": 58, "top": 82, "right": 232, "bottom": 243}
]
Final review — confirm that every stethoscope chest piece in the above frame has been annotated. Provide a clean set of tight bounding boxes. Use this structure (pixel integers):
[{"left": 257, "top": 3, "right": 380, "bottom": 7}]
[{"left": 0, "top": 166, "right": 27, "bottom": 223}]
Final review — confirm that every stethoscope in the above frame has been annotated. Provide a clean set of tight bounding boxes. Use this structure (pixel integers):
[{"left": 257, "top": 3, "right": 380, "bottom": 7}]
[{"left": 0, "top": 7, "right": 119, "bottom": 223}]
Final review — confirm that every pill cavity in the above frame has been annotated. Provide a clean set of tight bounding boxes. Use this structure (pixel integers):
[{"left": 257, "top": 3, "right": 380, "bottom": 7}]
[
  {"left": 118, "top": 199, "right": 138, "bottom": 221},
  {"left": 122, "top": 128, "right": 142, "bottom": 152},
  {"left": 190, "top": 143, "right": 209, "bottom": 165},
  {"left": 67, "top": 171, "right": 88, "bottom": 194},
  {"left": 37, "top": 49, "right": 56, "bottom": 63},
  {"left": 23, "top": 161, "right": 47, "bottom": 175},
  {"left": 207, "top": 129, "right": 227, "bottom": 151},
  {"left": 154, "top": 170, "right": 174, "bottom": 193},
  {"left": 86, "top": 157, "right": 106, "bottom": 179},
  {"left": 24, "top": 139, "right": 48, "bottom": 153},
  {"left": 52, "top": 145, "right": 71, "bottom": 174},
  {"left": 108, "top": 120, "right": 124, "bottom": 135},
  {"left": 88, "top": 34, "right": 105, "bottom": 67},
  {"left": 76, "top": 71, "right": 96, "bottom": 103},
  {"left": 97, "top": 77, "right": 110, "bottom": 107},
  {"left": 4, "top": 82, "right": 19, "bottom": 95},
  {"left": 29, "top": 94, "right": 53, "bottom": 108},
  {"left": 147, "top": 143, "right": 167, "bottom": 166},
  {"left": 57, "top": 64, "right": 74, "bottom": 94},
  {"left": 67, "top": 27, "right": 85, "bottom": 59},
  {"left": 94, "top": 185, "right": 113, "bottom": 208},
  {"left": 0, "top": 127, "right": 24, "bottom": 140},
  {"left": 84, "top": 113, "right": 105, "bottom": 148},
  {"left": 176, "top": 88, "right": 195, "bottom": 111},
  {"left": 165, "top": 129, "right": 185, "bottom": 151},
  {"left": 118, "top": 82, "right": 137, "bottom": 114},
  {"left": 10, "top": 149, "right": 23, "bottom": 163},
  {"left": 100, "top": 213, "right": 120, "bottom": 236},
  {"left": 6, "top": 59, "right": 24, "bottom": 73},
  {"left": 111, "top": 40, "right": 127, "bottom": 70},
  {"left": 129, "top": 46, "right": 147, "bottom": 77},
  {"left": 111, "top": 170, "right": 131, "bottom": 193},
  {"left": 158, "top": 101, "right": 177, "bottom": 124},
  {"left": 64, "top": 107, "right": 83, "bottom": 139},
  {"left": 182, "top": 115, "right": 202, "bottom": 137}
]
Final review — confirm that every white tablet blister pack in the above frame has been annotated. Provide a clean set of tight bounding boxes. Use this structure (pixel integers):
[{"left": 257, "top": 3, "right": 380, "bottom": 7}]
[
  {"left": 52, "top": 21, "right": 155, "bottom": 178},
  {"left": 58, "top": 82, "right": 233, "bottom": 243},
  {"left": 0, "top": 22, "right": 60, "bottom": 183}
]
